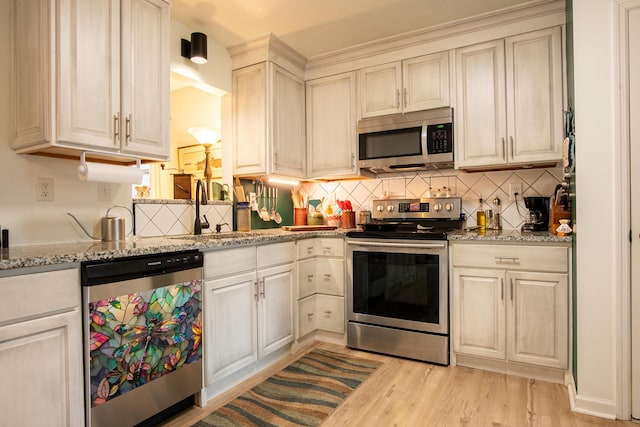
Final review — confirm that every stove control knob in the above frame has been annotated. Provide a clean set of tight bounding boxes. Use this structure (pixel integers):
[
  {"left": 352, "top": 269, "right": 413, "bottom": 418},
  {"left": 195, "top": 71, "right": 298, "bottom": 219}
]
[
  {"left": 433, "top": 203, "right": 442, "bottom": 212},
  {"left": 376, "top": 205, "right": 384, "bottom": 213},
  {"left": 445, "top": 202, "right": 455, "bottom": 211},
  {"left": 386, "top": 205, "right": 395, "bottom": 212}
]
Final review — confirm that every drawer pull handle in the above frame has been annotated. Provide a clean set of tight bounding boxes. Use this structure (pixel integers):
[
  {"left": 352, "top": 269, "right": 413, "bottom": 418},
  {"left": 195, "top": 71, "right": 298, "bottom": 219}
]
[
  {"left": 307, "top": 274, "right": 314, "bottom": 281},
  {"left": 324, "top": 274, "right": 332, "bottom": 280},
  {"left": 307, "top": 313, "right": 314, "bottom": 319},
  {"left": 307, "top": 247, "right": 314, "bottom": 255},
  {"left": 501, "top": 278, "right": 504, "bottom": 301},
  {"left": 510, "top": 279, "right": 514, "bottom": 302},
  {"left": 495, "top": 256, "right": 519, "bottom": 263},
  {"left": 323, "top": 247, "right": 332, "bottom": 254},
  {"left": 324, "top": 310, "right": 332, "bottom": 316}
]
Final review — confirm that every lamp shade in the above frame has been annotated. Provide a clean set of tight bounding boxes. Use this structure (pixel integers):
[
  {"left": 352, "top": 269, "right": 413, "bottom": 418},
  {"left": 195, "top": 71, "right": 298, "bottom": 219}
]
[
  {"left": 188, "top": 127, "right": 220, "bottom": 145},
  {"left": 190, "top": 32, "right": 207, "bottom": 64}
]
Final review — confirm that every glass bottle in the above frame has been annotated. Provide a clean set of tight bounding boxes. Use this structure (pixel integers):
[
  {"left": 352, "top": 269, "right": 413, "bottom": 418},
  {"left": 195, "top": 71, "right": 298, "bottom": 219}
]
[{"left": 476, "top": 199, "right": 486, "bottom": 232}]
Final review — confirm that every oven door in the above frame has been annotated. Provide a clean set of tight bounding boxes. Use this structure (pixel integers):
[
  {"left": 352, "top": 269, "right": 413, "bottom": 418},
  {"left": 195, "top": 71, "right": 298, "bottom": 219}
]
[{"left": 346, "top": 238, "right": 448, "bottom": 335}]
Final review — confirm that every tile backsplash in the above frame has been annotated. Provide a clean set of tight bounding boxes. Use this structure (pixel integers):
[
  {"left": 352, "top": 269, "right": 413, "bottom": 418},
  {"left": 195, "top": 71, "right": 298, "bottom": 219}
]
[
  {"left": 133, "top": 167, "right": 563, "bottom": 236},
  {"left": 300, "top": 167, "right": 564, "bottom": 230},
  {"left": 134, "top": 200, "right": 233, "bottom": 237}
]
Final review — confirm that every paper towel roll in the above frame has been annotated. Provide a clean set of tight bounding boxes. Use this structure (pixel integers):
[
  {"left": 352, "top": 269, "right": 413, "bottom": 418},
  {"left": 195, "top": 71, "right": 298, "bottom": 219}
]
[{"left": 78, "top": 162, "right": 143, "bottom": 184}]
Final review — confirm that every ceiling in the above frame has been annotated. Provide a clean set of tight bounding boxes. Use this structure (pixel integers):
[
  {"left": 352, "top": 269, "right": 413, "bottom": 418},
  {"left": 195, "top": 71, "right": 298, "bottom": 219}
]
[{"left": 170, "top": 0, "right": 541, "bottom": 59}]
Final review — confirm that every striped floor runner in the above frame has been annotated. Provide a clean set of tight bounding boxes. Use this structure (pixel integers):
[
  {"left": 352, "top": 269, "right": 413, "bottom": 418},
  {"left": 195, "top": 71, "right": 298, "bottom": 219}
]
[{"left": 193, "top": 348, "right": 382, "bottom": 427}]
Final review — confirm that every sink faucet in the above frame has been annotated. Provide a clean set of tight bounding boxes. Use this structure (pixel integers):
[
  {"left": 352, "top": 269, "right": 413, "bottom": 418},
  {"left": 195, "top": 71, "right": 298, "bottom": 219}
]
[{"left": 194, "top": 179, "right": 209, "bottom": 235}]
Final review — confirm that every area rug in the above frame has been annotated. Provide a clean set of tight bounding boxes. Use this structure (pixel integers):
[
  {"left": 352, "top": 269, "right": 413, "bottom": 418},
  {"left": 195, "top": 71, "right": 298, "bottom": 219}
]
[{"left": 192, "top": 348, "right": 382, "bottom": 427}]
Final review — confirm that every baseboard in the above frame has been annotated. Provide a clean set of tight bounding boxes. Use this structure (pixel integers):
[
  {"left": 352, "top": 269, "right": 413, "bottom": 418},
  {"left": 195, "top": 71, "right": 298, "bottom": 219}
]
[{"left": 566, "top": 373, "right": 617, "bottom": 421}]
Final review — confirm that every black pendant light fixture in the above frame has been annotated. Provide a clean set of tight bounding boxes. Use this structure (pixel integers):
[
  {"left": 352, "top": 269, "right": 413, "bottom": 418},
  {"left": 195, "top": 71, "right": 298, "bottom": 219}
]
[{"left": 181, "top": 32, "right": 208, "bottom": 64}]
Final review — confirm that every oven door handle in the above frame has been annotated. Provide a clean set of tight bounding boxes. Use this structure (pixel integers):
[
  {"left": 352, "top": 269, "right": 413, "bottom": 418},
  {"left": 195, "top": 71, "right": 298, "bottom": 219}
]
[{"left": 347, "top": 240, "right": 446, "bottom": 249}]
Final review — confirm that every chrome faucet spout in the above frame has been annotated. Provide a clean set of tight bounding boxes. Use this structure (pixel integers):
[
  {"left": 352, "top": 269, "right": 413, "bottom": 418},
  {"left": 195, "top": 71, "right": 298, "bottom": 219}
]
[{"left": 194, "top": 180, "right": 209, "bottom": 235}]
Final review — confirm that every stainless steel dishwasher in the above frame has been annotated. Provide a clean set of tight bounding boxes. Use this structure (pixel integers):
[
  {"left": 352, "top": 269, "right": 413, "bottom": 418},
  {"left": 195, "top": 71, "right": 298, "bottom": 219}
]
[{"left": 81, "top": 250, "right": 203, "bottom": 427}]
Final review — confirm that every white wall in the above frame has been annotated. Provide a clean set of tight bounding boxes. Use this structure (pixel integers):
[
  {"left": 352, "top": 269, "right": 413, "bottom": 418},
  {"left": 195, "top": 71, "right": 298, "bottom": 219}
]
[
  {"left": 0, "top": 1, "right": 132, "bottom": 246},
  {"left": 572, "top": 0, "right": 619, "bottom": 417}
]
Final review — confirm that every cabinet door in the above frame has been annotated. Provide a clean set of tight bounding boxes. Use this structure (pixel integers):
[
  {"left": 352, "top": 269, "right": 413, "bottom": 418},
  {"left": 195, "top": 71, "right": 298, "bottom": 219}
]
[
  {"left": 297, "top": 295, "right": 316, "bottom": 338},
  {"left": 271, "top": 64, "right": 306, "bottom": 178},
  {"left": 507, "top": 271, "right": 568, "bottom": 368},
  {"left": 233, "top": 63, "right": 267, "bottom": 175},
  {"left": 204, "top": 272, "right": 258, "bottom": 384},
  {"left": 57, "top": 0, "right": 120, "bottom": 150},
  {"left": 0, "top": 310, "right": 84, "bottom": 427},
  {"left": 258, "top": 263, "right": 294, "bottom": 357},
  {"left": 306, "top": 72, "right": 358, "bottom": 178},
  {"left": 506, "top": 27, "right": 563, "bottom": 164},
  {"left": 452, "top": 267, "right": 506, "bottom": 359},
  {"left": 455, "top": 40, "right": 507, "bottom": 168},
  {"left": 403, "top": 51, "right": 450, "bottom": 112},
  {"left": 359, "top": 62, "right": 402, "bottom": 118},
  {"left": 120, "top": 0, "right": 170, "bottom": 158},
  {"left": 316, "top": 295, "right": 345, "bottom": 334}
]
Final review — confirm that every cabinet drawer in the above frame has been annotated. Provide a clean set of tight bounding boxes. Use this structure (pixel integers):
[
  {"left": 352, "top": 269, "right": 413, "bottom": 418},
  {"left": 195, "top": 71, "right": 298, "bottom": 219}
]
[
  {"left": 204, "top": 246, "right": 256, "bottom": 279},
  {"left": 297, "top": 259, "right": 316, "bottom": 299},
  {"left": 298, "top": 296, "right": 316, "bottom": 338},
  {"left": 316, "top": 295, "right": 345, "bottom": 334},
  {"left": 296, "top": 238, "right": 344, "bottom": 259},
  {"left": 315, "top": 258, "right": 344, "bottom": 296},
  {"left": 257, "top": 241, "right": 296, "bottom": 268},
  {"left": 451, "top": 244, "right": 568, "bottom": 273},
  {"left": 0, "top": 268, "right": 80, "bottom": 324}
]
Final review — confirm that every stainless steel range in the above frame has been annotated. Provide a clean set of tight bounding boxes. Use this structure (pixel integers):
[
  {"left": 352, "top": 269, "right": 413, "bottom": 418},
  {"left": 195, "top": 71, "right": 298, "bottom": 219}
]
[{"left": 345, "top": 197, "right": 463, "bottom": 365}]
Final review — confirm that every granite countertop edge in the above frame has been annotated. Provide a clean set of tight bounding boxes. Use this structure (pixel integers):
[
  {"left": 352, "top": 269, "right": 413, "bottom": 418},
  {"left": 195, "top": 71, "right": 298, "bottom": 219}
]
[
  {"left": 1, "top": 228, "right": 572, "bottom": 272},
  {"left": 0, "top": 229, "right": 348, "bottom": 271}
]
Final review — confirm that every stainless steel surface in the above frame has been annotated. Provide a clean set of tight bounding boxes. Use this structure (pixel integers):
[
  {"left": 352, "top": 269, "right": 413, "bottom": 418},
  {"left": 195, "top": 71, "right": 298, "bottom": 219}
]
[
  {"left": 83, "top": 263, "right": 203, "bottom": 427},
  {"left": 358, "top": 107, "right": 453, "bottom": 174},
  {"left": 346, "top": 238, "right": 449, "bottom": 336},
  {"left": 372, "top": 197, "right": 461, "bottom": 221},
  {"left": 100, "top": 216, "right": 125, "bottom": 242},
  {"left": 347, "top": 322, "right": 449, "bottom": 365}
]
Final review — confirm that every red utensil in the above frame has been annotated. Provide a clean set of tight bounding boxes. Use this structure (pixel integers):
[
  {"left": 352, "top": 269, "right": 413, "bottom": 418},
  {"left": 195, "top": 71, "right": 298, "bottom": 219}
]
[{"left": 345, "top": 200, "right": 353, "bottom": 211}]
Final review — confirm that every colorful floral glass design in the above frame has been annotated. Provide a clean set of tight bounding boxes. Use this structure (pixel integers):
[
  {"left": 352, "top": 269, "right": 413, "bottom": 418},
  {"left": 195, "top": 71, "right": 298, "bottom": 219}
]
[{"left": 88, "top": 280, "right": 202, "bottom": 407}]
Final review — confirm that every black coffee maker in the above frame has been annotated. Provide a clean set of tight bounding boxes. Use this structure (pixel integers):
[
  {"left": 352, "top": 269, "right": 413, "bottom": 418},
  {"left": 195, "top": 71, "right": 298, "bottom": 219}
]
[{"left": 521, "top": 196, "right": 550, "bottom": 232}]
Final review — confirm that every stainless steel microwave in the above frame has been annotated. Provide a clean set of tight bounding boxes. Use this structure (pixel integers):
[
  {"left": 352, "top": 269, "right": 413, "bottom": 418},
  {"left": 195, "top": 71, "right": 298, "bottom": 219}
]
[{"left": 357, "top": 107, "right": 454, "bottom": 174}]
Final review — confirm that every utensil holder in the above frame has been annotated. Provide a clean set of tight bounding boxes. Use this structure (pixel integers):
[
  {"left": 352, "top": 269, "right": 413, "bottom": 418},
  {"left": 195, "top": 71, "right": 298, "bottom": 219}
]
[
  {"left": 294, "top": 208, "right": 307, "bottom": 226},
  {"left": 341, "top": 211, "right": 355, "bottom": 229}
]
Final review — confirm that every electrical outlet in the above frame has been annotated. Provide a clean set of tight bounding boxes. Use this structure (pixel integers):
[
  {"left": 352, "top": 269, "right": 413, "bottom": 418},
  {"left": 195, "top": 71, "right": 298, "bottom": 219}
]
[
  {"left": 509, "top": 182, "right": 522, "bottom": 201},
  {"left": 36, "top": 177, "right": 54, "bottom": 201},
  {"left": 98, "top": 183, "right": 111, "bottom": 201}
]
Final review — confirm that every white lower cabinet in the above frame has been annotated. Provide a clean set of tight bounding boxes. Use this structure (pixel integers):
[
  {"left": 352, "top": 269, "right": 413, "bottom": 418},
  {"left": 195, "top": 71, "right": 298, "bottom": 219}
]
[
  {"left": 451, "top": 243, "right": 570, "bottom": 375},
  {"left": 295, "top": 238, "right": 345, "bottom": 340},
  {"left": 0, "top": 268, "right": 84, "bottom": 427},
  {"left": 204, "top": 242, "right": 295, "bottom": 385}
]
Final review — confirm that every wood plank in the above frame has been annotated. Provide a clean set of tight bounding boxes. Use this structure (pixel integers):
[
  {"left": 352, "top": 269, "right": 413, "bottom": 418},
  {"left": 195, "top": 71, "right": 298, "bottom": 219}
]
[{"left": 159, "top": 342, "right": 636, "bottom": 427}]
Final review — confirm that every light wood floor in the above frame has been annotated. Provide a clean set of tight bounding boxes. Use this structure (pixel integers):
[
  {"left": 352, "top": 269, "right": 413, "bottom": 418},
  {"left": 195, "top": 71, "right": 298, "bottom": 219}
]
[{"left": 160, "top": 342, "right": 636, "bottom": 427}]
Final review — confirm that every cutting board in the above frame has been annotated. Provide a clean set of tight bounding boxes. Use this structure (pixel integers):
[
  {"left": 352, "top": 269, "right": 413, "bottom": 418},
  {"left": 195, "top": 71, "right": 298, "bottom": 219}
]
[{"left": 281, "top": 225, "right": 338, "bottom": 231}]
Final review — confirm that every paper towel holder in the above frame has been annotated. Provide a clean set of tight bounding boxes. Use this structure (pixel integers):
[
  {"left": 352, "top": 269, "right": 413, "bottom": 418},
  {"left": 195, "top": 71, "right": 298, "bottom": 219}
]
[{"left": 78, "top": 151, "right": 142, "bottom": 179}]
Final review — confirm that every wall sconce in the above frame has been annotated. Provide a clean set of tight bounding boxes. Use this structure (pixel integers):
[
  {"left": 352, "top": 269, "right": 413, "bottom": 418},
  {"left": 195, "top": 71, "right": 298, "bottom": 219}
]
[{"left": 181, "top": 32, "right": 208, "bottom": 64}]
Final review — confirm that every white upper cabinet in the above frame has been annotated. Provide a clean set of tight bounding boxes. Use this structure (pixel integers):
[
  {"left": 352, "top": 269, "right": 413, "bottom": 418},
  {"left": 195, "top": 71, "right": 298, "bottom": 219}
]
[
  {"left": 306, "top": 72, "right": 358, "bottom": 178},
  {"left": 359, "top": 51, "right": 450, "bottom": 118},
  {"left": 232, "top": 62, "right": 306, "bottom": 178},
  {"left": 11, "top": 0, "right": 170, "bottom": 160},
  {"left": 455, "top": 27, "right": 563, "bottom": 169}
]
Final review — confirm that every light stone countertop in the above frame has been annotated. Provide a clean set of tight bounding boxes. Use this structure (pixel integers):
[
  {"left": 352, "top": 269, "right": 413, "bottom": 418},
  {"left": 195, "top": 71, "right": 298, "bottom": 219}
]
[
  {"left": 448, "top": 229, "right": 572, "bottom": 244},
  {"left": 0, "top": 229, "right": 348, "bottom": 272},
  {"left": 0, "top": 227, "right": 572, "bottom": 273}
]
